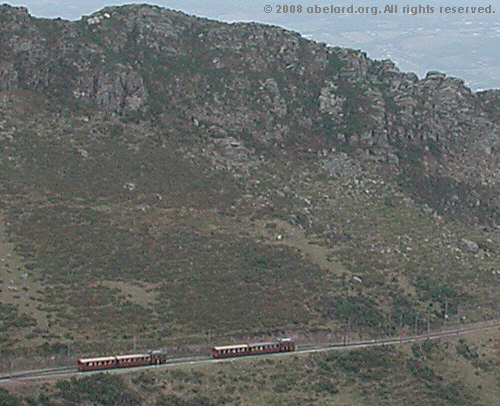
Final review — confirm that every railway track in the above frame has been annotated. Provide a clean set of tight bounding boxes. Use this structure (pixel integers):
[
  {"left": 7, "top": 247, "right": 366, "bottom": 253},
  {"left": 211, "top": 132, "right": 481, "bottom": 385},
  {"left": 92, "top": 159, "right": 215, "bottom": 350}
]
[
  {"left": 1, "top": 321, "right": 499, "bottom": 383},
  {"left": 0, "top": 366, "right": 76, "bottom": 382}
]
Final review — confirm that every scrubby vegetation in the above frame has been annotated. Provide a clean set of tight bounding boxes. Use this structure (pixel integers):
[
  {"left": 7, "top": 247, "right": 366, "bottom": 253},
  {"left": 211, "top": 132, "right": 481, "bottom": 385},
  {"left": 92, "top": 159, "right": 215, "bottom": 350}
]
[
  {"left": 4, "top": 333, "right": 500, "bottom": 405},
  {"left": 1, "top": 4, "right": 500, "bottom": 405},
  {"left": 1, "top": 107, "right": 500, "bottom": 353}
]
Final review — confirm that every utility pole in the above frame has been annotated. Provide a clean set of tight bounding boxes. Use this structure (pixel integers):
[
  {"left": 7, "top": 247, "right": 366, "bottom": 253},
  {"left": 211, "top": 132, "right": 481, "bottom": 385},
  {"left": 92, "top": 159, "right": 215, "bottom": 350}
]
[
  {"left": 343, "top": 320, "right": 346, "bottom": 346},
  {"left": 388, "top": 313, "right": 392, "bottom": 337},
  {"left": 343, "top": 317, "right": 350, "bottom": 346}
]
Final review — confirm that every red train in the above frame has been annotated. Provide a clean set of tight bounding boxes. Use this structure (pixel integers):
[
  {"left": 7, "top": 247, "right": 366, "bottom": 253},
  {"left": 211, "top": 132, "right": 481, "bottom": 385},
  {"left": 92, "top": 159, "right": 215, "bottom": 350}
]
[
  {"left": 77, "top": 349, "right": 167, "bottom": 371},
  {"left": 211, "top": 338, "right": 295, "bottom": 358}
]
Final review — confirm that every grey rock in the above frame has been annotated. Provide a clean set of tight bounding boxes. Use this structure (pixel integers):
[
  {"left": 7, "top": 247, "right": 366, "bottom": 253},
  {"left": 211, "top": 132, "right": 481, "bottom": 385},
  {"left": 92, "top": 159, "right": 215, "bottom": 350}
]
[{"left": 460, "top": 238, "right": 479, "bottom": 253}]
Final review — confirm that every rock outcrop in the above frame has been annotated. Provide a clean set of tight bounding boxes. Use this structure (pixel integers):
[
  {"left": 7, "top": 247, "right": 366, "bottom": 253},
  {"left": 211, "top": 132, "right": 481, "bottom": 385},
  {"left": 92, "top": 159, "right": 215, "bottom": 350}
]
[{"left": 2, "top": 3, "right": 500, "bottom": 223}]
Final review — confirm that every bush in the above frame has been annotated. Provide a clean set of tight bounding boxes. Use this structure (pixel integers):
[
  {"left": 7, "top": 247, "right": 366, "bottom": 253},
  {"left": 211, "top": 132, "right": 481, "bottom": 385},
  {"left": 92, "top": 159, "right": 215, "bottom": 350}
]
[
  {"left": 0, "top": 388, "right": 23, "bottom": 406},
  {"left": 314, "top": 379, "right": 338, "bottom": 395},
  {"left": 456, "top": 338, "right": 478, "bottom": 360},
  {"left": 55, "top": 374, "right": 141, "bottom": 406}
]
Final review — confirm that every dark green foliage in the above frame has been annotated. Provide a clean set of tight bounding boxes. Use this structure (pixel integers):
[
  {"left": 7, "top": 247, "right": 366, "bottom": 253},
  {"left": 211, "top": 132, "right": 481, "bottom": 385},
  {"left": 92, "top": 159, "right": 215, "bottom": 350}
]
[
  {"left": 156, "top": 394, "right": 218, "bottom": 406},
  {"left": 0, "top": 302, "right": 37, "bottom": 331},
  {"left": 415, "top": 275, "right": 461, "bottom": 313},
  {"left": 336, "top": 81, "right": 374, "bottom": 137},
  {"left": 156, "top": 394, "right": 186, "bottom": 406},
  {"left": 412, "top": 340, "right": 437, "bottom": 358},
  {"left": 54, "top": 374, "right": 141, "bottom": 406},
  {"left": 2, "top": 127, "right": 339, "bottom": 336},
  {"left": 409, "top": 358, "right": 443, "bottom": 383},
  {"left": 3, "top": 137, "right": 234, "bottom": 206},
  {"left": 326, "top": 346, "right": 395, "bottom": 375},
  {"left": 0, "top": 388, "right": 23, "bottom": 406},
  {"left": 409, "top": 358, "right": 478, "bottom": 405},
  {"left": 455, "top": 338, "right": 478, "bottom": 360},
  {"left": 326, "top": 52, "right": 344, "bottom": 74},
  {"left": 313, "top": 379, "right": 338, "bottom": 395},
  {"left": 397, "top": 146, "right": 500, "bottom": 226},
  {"left": 391, "top": 295, "right": 417, "bottom": 325},
  {"left": 36, "top": 341, "right": 69, "bottom": 356},
  {"left": 318, "top": 294, "right": 384, "bottom": 328}
]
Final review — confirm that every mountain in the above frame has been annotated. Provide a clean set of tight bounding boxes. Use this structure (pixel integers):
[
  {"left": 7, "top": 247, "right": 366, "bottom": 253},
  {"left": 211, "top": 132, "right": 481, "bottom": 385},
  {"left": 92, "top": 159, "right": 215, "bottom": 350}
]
[
  {"left": 3, "top": 3, "right": 500, "bottom": 405},
  {"left": 1, "top": 0, "right": 500, "bottom": 378}
]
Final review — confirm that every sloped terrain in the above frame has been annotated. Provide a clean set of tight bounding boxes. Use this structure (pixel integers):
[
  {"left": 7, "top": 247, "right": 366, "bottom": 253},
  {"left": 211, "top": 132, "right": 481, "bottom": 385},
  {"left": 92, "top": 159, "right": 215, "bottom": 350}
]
[
  {"left": 0, "top": 4, "right": 500, "bottom": 372},
  {"left": 4, "top": 330, "right": 500, "bottom": 406}
]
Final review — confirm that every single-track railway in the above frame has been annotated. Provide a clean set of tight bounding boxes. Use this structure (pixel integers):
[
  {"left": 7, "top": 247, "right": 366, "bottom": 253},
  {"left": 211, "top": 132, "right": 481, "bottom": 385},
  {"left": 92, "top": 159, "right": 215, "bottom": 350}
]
[{"left": 1, "top": 321, "right": 499, "bottom": 383}]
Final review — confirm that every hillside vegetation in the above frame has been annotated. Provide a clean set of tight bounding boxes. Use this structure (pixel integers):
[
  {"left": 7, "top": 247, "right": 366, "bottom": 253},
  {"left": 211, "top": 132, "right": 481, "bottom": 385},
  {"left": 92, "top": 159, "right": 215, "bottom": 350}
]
[
  {"left": 4, "top": 330, "right": 500, "bottom": 405},
  {"left": 0, "top": 4, "right": 500, "bottom": 403}
]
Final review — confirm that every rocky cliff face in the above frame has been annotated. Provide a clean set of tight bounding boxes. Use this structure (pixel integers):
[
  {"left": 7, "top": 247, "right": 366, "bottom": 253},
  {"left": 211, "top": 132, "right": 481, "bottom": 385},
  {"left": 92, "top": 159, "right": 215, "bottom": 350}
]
[
  {"left": 4, "top": 4, "right": 500, "bottom": 352},
  {"left": 1, "top": 3, "right": 500, "bottom": 223}
]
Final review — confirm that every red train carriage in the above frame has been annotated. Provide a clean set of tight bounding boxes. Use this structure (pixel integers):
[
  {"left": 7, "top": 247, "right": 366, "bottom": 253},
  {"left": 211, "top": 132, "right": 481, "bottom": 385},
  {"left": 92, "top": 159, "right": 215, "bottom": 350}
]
[
  {"left": 115, "top": 354, "right": 151, "bottom": 368},
  {"left": 77, "top": 356, "right": 118, "bottom": 371},
  {"left": 211, "top": 344, "right": 250, "bottom": 358},
  {"left": 77, "top": 350, "right": 167, "bottom": 372},
  {"left": 211, "top": 338, "right": 295, "bottom": 359}
]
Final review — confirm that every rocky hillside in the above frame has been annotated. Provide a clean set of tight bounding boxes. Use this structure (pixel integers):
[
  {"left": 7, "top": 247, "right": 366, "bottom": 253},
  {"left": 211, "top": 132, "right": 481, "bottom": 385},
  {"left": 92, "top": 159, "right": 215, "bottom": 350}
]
[
  {"left": 1, "top": 3, "right": 500, "bottom": 357},
  {"left": 2, "top": 4, "right": 500, "bottom": 223}
]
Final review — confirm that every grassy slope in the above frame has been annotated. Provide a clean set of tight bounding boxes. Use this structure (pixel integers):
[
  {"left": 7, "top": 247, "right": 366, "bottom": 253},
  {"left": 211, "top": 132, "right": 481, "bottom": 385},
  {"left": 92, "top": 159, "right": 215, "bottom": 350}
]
[
  {"left": 3, "top": 328, "right": 500, "bottom": 405},
  {"left": 1, "top": 91, "right": 500, "bottom": 357},
  {"left": 1, "top": 7, "right": 500, "bottom": 404}
]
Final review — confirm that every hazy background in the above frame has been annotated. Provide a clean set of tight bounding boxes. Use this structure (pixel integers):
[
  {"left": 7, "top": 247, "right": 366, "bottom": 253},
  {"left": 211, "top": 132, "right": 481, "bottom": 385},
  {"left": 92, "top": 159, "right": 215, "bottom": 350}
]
[{"left": 4, "top": 0, "right": 500, "bottom": 90}]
